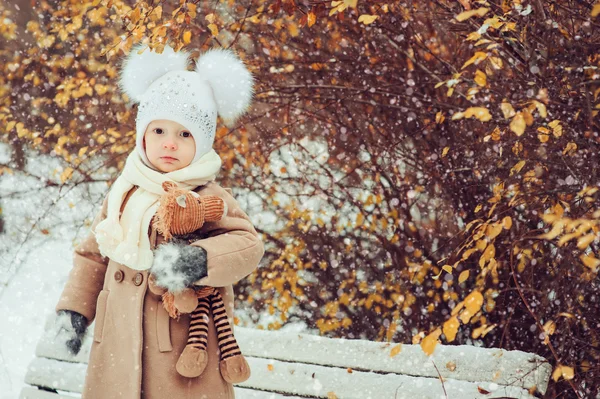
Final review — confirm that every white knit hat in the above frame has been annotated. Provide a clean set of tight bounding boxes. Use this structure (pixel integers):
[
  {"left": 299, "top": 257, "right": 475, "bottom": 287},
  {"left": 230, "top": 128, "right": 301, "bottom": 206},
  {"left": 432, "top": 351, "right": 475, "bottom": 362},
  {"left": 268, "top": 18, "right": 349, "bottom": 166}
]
[{"left": 117, "top": 43, "right": 254, "bottom": 166}]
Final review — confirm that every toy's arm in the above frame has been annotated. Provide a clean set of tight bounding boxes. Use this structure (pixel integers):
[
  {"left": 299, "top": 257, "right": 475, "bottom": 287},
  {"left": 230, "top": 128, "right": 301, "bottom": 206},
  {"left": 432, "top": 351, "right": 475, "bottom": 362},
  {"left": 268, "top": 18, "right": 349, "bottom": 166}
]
[
  {"left": 55, "top": 194, "right": 110, "bottom": 324},
  {"left": 189, "top": 183, "right": 265, "bottom": 287}
]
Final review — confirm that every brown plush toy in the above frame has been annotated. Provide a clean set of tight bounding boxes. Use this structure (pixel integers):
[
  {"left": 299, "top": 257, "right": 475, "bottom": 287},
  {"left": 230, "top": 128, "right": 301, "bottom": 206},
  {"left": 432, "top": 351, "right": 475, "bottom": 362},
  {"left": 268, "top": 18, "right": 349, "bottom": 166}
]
[{"left": 149, "top": 181, "right": 251, "bottom": 382}]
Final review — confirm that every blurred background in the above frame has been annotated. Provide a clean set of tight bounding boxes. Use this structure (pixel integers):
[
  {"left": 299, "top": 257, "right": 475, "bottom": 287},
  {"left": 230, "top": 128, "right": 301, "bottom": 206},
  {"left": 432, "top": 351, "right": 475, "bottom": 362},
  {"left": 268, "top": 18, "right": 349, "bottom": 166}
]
[{"left": 0, "top": 0, "right": 599, "bottom": 397}]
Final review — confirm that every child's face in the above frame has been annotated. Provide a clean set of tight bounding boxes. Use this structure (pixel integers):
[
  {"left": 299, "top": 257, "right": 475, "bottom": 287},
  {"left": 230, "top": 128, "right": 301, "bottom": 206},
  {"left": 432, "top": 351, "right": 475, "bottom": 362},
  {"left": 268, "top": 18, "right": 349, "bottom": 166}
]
[{"left": 143, "top": 120, "right": 196, "bottom": 173}]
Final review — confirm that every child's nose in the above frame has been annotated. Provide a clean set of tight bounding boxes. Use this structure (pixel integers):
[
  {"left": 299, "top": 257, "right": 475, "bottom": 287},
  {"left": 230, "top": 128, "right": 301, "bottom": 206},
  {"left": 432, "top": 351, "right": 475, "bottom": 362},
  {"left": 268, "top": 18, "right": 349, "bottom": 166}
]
[{"left": 163, "top": 140, "right": 177, "bottom": 150}]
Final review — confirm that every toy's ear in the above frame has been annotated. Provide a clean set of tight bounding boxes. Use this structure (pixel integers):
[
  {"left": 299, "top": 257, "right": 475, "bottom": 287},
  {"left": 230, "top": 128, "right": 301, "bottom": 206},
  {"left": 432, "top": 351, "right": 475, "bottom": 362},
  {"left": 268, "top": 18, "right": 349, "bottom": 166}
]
[{"left": 176, "top": 195, "right": 187, "bottom": 208}]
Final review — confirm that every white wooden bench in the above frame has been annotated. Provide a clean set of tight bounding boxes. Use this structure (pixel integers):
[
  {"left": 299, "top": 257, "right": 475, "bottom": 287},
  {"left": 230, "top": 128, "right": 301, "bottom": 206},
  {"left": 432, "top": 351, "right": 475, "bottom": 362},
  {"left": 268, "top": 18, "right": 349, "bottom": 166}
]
[{"left": 20, "top": 313, "right": 551, "bottom": 399}]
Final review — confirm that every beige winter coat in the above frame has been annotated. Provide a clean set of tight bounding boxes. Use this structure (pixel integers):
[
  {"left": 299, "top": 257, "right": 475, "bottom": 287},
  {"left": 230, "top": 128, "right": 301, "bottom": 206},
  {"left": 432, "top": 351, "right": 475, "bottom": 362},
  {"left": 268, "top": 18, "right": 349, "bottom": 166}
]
[{"left": 55, "top": 181, "right": 265, "bottom": 399}]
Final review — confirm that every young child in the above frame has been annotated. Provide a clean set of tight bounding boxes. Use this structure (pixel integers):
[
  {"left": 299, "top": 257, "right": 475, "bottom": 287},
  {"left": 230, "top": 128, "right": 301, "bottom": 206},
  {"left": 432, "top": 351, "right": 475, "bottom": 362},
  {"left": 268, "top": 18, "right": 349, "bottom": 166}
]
[{"left": 53, "top": 43, "right": 264, "bottom": 399}]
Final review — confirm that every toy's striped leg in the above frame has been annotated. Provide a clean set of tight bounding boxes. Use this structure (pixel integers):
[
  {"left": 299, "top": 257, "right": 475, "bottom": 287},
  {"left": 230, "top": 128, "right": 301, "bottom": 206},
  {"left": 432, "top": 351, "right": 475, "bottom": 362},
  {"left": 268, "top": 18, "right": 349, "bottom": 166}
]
[
  {"left": 175, "top": 296, "right": 210, "bottom": 378},
  {"left": 187, "top": 297, "right": 210, "bottom": 351},
  {"left": 210, "top": 290, "right": 251, "bottom": 383},
  {"left": 210, "top": 290, "right": 241, "bottom": 360}
]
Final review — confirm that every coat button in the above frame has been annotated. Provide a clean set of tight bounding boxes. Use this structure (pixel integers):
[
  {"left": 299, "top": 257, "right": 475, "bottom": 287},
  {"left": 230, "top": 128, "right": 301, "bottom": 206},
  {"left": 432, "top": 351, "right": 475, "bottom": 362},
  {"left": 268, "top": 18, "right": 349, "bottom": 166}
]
[
  {"left": 114, "top": 270, "right": 124, "bottom": 283},
  {"left": 133, "top": 272, "right": 144, "bottom": 286}
]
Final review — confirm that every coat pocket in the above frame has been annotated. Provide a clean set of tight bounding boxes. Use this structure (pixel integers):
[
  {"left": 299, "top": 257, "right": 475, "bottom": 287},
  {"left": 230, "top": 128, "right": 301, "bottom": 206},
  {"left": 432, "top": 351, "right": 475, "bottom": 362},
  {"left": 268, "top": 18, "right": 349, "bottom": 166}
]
[
  {"left": 93, "top": 290, "right": 109, "bottom": 343},
  {"left": 156, "top": 302, "right": 173, "bottom": 352}
]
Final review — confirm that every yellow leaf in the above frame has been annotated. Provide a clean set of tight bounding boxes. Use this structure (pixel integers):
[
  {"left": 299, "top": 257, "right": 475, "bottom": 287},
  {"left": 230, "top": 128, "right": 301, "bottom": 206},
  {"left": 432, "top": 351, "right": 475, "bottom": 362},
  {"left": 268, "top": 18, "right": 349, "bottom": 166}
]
[
  {"left": 562, "top": 366, "right": 575, "bottom": 380},
  {"left": 538, "top": 220, "right": 565, "bottom": 240},
  {"left": 580, "top": 253, "right": 600, "bottom": 271},
  {"left": 267, "top": 364, "right": 274, "bottom": 371},
  {"left": 502, "top": 216, "right": 512, "bottom": 229},
  {"left": 465, "top": 107, "right": 492, "bottom": 122},
  {"left": 510, "top": 160, "right": 526, "bottom": 176},
  {"left": 183, "top": 30, "right": 192, "bottom": 44},
  {"left": 538, "top": 131, "right": 550, "bottom": 143},
  {"left": 452, "top": 111, "right": 465, "bottom": 120},
  {"left": 510, "top": 113, "right": 526, "bottom": 136},
  {"left": 443, "top": 316, "right": 460, "bottom": 342},
  {"left": 456, "top": 8, "right": 490, "bottom": 21},
  {"left": 552, "top": 365, "right": 575, "bottom": 382},
  {"left": 557, "top": 232, "right": 580, "bottom": 247},
  {"left": 484, "top": 16, "right": 504, "bottom": 29},
  {"left": 205, "top": 13, "right": 216, "bottom": 23},
  {"left": 488, "top": 56, "right": 504, "bottom": 69},
  {"left": 458, "top": 270, "right": 470, "bottom": 283},
  {"left": 442, "top": 265, "right": 453, "bottom": 274},
  {"left": 153, "top": 5, "right": 163, "bottom": 19},
  {"left": 462, "top": 52, "right": 488, "bottom": 70},
  {"left": 500, "top": 102, "right": 516, "bottom": 119},
  {"left": 533, "top": 100, "right": 547, "bottom": 118},
  {"left": 327, "top": 392, "right": 339, "bottom": 399},
  {"left": 592, "top": 3, "right": 600, "bottom": 17},
  {"left": 78, "top": 147, "right": 88, "bottom": 157},
  {"left": 356, "top": 212, "right": 364, "bottom": 226},
  {"left": 464, "top": 291, "right": 484, "bottom": 315},
  {"left": 442, "top": 147, "right": 450, "bottom": 157},
  {"left": 486, "top": 223, "right": 503, "bottom": 240},
  {"left": 420, "top": 328, "right": 442, "bottom": 356},
  {"left": 94, "top": 84, "right": 108, "bottom": 95},
  {"left": 548, "top": 119, "right": 563, "bottom": 137},
  {"left": 390, "top": 344, "right": 402, "bottom": 357},
  {"left": 472, "top": 324, "right": 493, "bottom": 339},
  {"left": 307, "top": 11, "right": 317, "bottom": 27},
  {"left": 480, "top": 243, "right": 495, "bottom": 265},
  {"left": 543, "top": 320, "right": 556, "bottom": 336},
  {"left": 187, "top": 3, "right": 197, "bottom": 17},
  {"left": 475, "top": 239, "right": 487, "bottom": 251},
  {"left": 563, "top": 142, "right": 577, "bottom": 156},
  {"left": 577, "top": 234, "right": 596, "bottom": 249},
  {"left": 466, "top": 32, "right": 481, "bottom": 41},
  {"left": 474, "top": 38, "right": 491, "bottom": 46},
  {"left": 6, "top": 120, "right": 17, "bottom": 132},
  {"left": 436, "top": 111, "right": 445, "bottom": 124},
  {"left": 474, "top": 70, "right": 487, "bottom": 87},
  {"left": 344, "top": 0, "right": 358, "bottom": 8},
  {"left": 208, "top": 23, "right": 219, "bottom": 36},
  {"left": 358, "top": 14, "right": 378, "bottom": 25},
  {"left": 60, "top": 167, "right": 74, "bottom": 183}
]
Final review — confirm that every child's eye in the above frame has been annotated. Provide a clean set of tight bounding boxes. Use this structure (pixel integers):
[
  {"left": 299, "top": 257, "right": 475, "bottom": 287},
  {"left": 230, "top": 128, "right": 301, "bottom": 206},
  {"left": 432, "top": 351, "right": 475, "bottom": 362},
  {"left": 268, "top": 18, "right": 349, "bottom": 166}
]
[
  {"left": 153, "top": 128, "right": 164, "bottom": 134},
  {"left": 181, "top": 131, "right": 192, "bottom": 138}
]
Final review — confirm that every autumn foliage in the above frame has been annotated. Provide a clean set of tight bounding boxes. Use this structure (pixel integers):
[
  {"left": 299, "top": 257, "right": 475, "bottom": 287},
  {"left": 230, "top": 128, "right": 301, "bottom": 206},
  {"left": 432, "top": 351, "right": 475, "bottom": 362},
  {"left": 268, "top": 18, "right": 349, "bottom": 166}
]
[{"left": 1, "top": 0, "right": 600, "bottom": 397}]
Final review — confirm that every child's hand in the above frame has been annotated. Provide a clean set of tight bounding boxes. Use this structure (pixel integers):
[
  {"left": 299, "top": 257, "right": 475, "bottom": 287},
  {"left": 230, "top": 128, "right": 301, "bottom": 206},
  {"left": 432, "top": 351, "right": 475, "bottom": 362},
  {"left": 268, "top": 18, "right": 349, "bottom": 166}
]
[
  {"left": 150, "top": 238, "right": 208, "bottom": 293},
  {"left": 54, "top": 310, "right": 88, "bottom": 356}
]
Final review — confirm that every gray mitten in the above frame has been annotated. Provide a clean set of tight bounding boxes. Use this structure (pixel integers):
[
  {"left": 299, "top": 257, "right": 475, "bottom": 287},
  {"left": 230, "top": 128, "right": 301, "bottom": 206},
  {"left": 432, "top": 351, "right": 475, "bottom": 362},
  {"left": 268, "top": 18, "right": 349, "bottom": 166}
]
[
  {"left": 55, "top": 310, "right": 88, "bottom": 355},
  {"left": 150, "top": 238, "right": 208, "bottom": 293}
]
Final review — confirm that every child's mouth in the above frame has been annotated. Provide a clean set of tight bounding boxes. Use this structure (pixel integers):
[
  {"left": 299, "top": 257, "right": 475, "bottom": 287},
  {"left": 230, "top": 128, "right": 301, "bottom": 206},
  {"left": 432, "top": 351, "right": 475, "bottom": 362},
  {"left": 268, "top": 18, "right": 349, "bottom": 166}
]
[{"left": 160, "top": 156, "right": 178, "bottom": 162}]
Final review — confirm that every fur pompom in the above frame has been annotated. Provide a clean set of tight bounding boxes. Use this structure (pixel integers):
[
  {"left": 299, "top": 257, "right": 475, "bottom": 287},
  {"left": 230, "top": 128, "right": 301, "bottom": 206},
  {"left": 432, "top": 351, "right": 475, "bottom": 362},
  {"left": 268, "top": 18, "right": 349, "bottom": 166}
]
[
  {"left": 194, "top": 48, "right": 254, "bottom": 126},
  {"left": 118, "top": 43, "right": 192, "bottom": 103}
]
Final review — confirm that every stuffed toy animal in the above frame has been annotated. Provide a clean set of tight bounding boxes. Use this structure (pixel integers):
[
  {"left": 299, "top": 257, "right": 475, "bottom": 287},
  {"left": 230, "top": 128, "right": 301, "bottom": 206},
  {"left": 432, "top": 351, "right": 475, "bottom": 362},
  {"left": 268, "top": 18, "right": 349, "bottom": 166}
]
[{"left": 149, "top": 181, "right": 251, "bottom": 382}]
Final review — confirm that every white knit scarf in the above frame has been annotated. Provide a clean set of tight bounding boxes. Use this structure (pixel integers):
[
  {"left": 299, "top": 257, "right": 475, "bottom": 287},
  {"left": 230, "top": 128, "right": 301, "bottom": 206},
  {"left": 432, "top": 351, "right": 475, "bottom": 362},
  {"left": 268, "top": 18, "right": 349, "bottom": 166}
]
[{"left": 93, "top": 149, "right": 222, "bottom": 271}]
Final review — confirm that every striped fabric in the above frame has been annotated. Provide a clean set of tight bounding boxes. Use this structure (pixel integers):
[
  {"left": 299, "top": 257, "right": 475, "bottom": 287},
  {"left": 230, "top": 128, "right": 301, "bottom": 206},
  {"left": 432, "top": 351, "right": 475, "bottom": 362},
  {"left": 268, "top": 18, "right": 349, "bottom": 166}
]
[{"left": 187, "top": 289, "right": 242, "bottom": 361}]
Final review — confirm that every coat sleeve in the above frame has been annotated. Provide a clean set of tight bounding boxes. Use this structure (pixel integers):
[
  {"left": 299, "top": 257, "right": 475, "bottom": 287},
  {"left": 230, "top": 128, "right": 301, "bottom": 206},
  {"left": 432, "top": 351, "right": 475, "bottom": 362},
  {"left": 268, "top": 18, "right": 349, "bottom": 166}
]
[
  {"left": 55, "top": 194, "right": 110, "bottom": 323},
  {"left": 190, "top": 184, "right": 265, "bottom": 288}
]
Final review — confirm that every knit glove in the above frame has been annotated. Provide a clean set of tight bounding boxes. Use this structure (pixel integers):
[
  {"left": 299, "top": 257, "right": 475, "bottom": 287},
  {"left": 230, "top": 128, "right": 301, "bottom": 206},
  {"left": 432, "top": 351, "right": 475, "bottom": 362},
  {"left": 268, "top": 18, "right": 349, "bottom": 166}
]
[
  {"left": 54, "top": 310, "right": 88, "bottom": 356},
  {"left": 150, "top": 238, "right": 208, "bottom": 293}
]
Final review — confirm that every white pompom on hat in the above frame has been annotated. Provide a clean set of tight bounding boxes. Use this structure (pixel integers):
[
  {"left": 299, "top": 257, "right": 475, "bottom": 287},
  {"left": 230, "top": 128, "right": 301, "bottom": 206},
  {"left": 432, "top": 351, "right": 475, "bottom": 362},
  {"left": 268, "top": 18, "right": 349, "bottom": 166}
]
[{"left": 117, "top": 43, "right": 255, "bottom": 166}]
